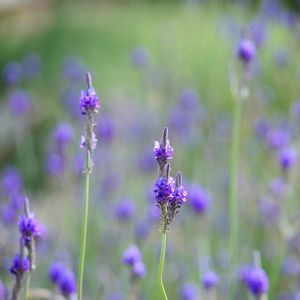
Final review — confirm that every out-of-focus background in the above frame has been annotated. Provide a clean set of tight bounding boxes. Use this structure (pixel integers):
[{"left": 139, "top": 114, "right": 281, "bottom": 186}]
[{"left": 1, "top": 0, "right": 300, "bottom": 299}]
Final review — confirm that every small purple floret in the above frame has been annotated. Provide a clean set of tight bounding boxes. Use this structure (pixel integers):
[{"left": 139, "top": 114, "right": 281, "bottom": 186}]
[
  {"left": 153, "top": 177, "right": 174, "bottom": 204},
  {"left": 10, "top": 255, "right": 30, "bottom": 276},
  {"left": 59, "top": 270, "right": 77, "bottom": 296},
  {"left": 48, "top": 263, "right": 66, "bottom": 284},
  {"left": 18, "top": 214, "right": 40, "bottom": 246},
  {"left": 132, "top": 261, "right": 146, "bottom": 278},
  {"left": 170, "top": 185, "right": 187, "bottom": 205},
  {"left": 278, "top": 147, "right": 297, "bottom": 170},
  {"left": 153, "top": 140, "right": 173, "bottom": 161},
  {"left": 122, "top": 245, "right": 141, "bottom": 266},
  {"left": 189, "top": 185, "right": 211, "bottom": 215},
  {"left": 180, "top": 282, "right": 198, "bottom": 300}
]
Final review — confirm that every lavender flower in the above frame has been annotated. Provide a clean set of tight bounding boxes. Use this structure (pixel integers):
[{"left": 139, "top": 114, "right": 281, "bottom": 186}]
[
  {"left": 237, "top": 39, "right": 256, "bottom": 64},
  {"left": 1, "top": 167, "right": 22, "bottom": 196},
  {"left": 18, "top": 214, "right": 40, "bottom": 246},
  {"left": 246, "top": 267, "right": 269, "bottom": 296},
  {"left": 10, "top": 255, "right": 30, "bottom": 276},
  {"left": 3, "top": 62, "right": 21, "bottom": 85},
  {"left": 202, "top": 271, "right": 219, "bottom": 290},
  {"left": 97, "top": 116, "right": 116, "bottom": 143},
  {"left": 189, "top": 185, "right": 211, "bottom": 215},
  {"left": 115, "top": 198, "right": 136, "bottom": 221},
  {"left": 8, "top": 90, "right": 31, "bottom": 116},
  {"left": 79, "top": 83, "right": 99, "bottom": 115},
  {"left": 53, "top": 122, "right": 74, "bottom": 148},
  {"left": 278, "top": 147, "right": 297, "bottom": 170},
  {"left": 122, "top": 245, "right": 141, "bottom": 266},
  {"left": 266, "top": 128, "right": 290, "bottom": 150},
  {"left": 22, "top": 54, "right": 42, "bottom": 79},
  {"left": 180, "top": 282, "right": 198, "bottom": 300},
  {"left": 132, "top": 261, "right": 146, "bottom": 278},
  {"left": 59, "top": 270, "right": 77, "bottom": 297},
  {"left": 48, "top": 263, "right": 66, "bottom": 284},
  {"left": 45, "top": 153, "right": 65, "bottom": 176},
  {"left": 131, "top": 47, "right": 150, "bottom": 67}
]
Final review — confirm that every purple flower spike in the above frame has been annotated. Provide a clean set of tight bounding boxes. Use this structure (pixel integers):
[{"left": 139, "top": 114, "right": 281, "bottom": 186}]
[
  {"left": 79, "top": 73, "right": 99, "bottom": 115},
  {"left": 10, "top": 255, "right": 30, "bottom": 276},
  {"left": 278, "top": 147, "right": 297, "bottom": 170},
  {"left": 122, "top": 245, "right": 141, "bottom": 266},
  {"left": 202, "top": 271, "right": 219, "bottom": 290},
  {"left": 153, "top": 177, "right": 174, "bottom": 204},
  {"left": 9, "top": 90, "right": 31, "bottom": 116},
  {"left": 18, "top": 214, "right": 40, "bottom": 246},
  {"left": 246, "top": 267, "right": 269, "bottom": 296},
  {"left": 237, "top": 39, "right": 256, "bottom": 64},
  {"left": 180, "top": 282, "right": 198, "bottom": 300},
  {"left": 115, "top": 198, "right": 136, "bottom": 221},
  {"left": 59, "top": 270, "right": 77, "bottom": 296},
  {"left": 132, "top": 261, "right": 146, "bottom": 278},
  {"left": 48, "top": 263, "right": 66, "bottom": 284},
  {"left": 3, "top": 62, "right": 21, "bottom": 85}
]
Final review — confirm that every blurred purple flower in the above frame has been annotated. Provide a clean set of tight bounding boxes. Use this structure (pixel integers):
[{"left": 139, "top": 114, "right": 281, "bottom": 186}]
[
  {"left": 122, "top": 245, "right": 141, "bottom": 266},
  {"left": 258, "top": 198, "right": 280, "bottom": 222},
  {"left": 3, "top": 62, "right": 21, "bottom": 85},
  {"left": 22, "top": 54, "right": 42, "bottom": 79},
  {"left": 135, "top": 220, "right": 151, "bottom": 241},
  {"left": 148, "top": 203, "right": 160, "bottom": 222},
  {"left": 97, "top": 116, "right": 116, "bottom": 143},
  {"left": 18, "top": 214, "right": 40, "bottom": 246},
  {"left": 189, "top": 185, "right": 211, "bottom": 215},
  {"left": 45, "top": 153, "right": 65, "bottom": 176},
  {"left": 278, "top": 147, "right": 297, "bottom": 170},
  {"left": 132, "top": 261, "right": 146, "bottom": 278},
  {"left": 9, "top": 90, "right": 31, "bottom": 116},
  {"left": 62, "top": 57, "right": 84, "bottom": 82},
  {"left": 246, "top": 267, "right": 269, "bottom": 296},
  {"left": 48, "top": 263, "right": 66, "bottom": 284},
  {"left": 62, "top": 88, "right": 82, "bottom": 119},
  {"left": 59, "top": 270, "right": 77, "bottom": 296},
  {"left": 131, "top": 47, "right": 150, "bottom": 67},
  {"left": 237, "top": 39, "right": 256, "bottom": 64},
  {"left": 250, "top": 18, "right": 267, "bottom": 48},
  {"left": 116, "top": 198, "right": 136, "bottom": 221},
  {"left": 179, "top": 89, "right": 199, "bottom": 110},
  {"left": 180, "top": 282, "right": 198, "bottom": 300},
  {"left": 138, "top": 150, "right": 156, "bottom": 173},
  {"left": 202, "top": 271, "right": 219, "bottom": 290},
  {"left": 255, "top": 119, "right": 270, "bottom": 140},
  {"left": 270, "top": 177, "right": 286, "bottom": 196},
  {"left": 266, "top": 128, "right": 290, "bottom": 150},
  {"left": 1, "top": 167, "right": 22, "bottom": 196},
  {"left": 53, "top": 122, "right": 74, "bottom": 149}
]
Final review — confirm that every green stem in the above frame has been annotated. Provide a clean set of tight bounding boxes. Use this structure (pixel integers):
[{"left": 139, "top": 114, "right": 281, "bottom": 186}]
[
  {"left": 228, "top": 97, "right": 243, "bottom": 298},
  {"left": 77, "top": 152, "right": 91, "bottom": 300},
  {"left": 158, "top": 232, "right": 168, "bottom": 300},
  {"left": 24, "top": 272, "right": 31, "bottom": 300}
]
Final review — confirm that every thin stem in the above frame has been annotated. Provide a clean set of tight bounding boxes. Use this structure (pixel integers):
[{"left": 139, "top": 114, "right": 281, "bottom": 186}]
[
  {"left": 24, "top": 273, "right": 31, "bottom": 300},
  {"left": 228, "top": 94, "right": 243, "bottom": 298},
  {"left": 158, "top": 232, "right": 168, "bottom": 300},
  {"left": 77, "top": 152, "right": 91, "bottom": 300}
]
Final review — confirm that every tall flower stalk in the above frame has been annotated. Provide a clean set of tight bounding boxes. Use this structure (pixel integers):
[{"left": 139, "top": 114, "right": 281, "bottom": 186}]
[
  {"left": 153, "top": 128, "right": 187, "bottom": 300},
  {"left": 77, "top": 72, "right": 99, "bottom": 300},
  {"left": 228, "top": 38, "right": 255, "bottom": 298}
]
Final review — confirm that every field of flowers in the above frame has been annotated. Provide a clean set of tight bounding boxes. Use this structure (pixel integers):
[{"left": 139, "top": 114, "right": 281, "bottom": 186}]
[{"left": 1, "top": 1, "right": 300, "bottom": 299}]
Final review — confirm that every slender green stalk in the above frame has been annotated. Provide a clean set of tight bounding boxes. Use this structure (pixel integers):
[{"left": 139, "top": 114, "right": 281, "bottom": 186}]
[
  {"left": 77, "top": 152, "right": 91, "bottom": 300},
  {"left": 228, "top": 93, "right": 243, "bottom": 298},
  {"left": 158, "top": 232, "right": 168, "bottom": 300},
  {"left": 24, "top": 273, "right": 31, "bottom": 300}
]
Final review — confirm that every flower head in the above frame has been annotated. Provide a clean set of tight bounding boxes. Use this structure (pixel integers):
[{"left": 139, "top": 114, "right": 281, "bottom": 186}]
[
  {"left": 9, "top": 90, "right": 31, "bottom": 116},
  {"left": 10, "top": 255, "right": 30, "bottom": 276},
  {"left": 59, "top": 270, "right": 77, "bottom": 296},
  {"left": 189, "top": 185, "right": 211, "bottom": 215},
  {"left": 122, "top": 245, "right": 141, "bottom": 266},
  {"left": 180, "top": 282, "right": 198, "bottom": 300},
  {"left": 48, "top": 263, "right": 66, "bottom": 284},
  {"left": 278, "top": 147, "right": 297, "bottom": 170},
  {"left": 132, "top": 261, "right": 146, "bottom": 278},
  {"left": 53, "top": 122, "right": 74, "bottom": 148},
  {"left": 246, "top": 267, "right": 269, "bottom": 296},
  {"left": 115, "top": 198, "right": 136, "bottom": 221},
  {"left": 202, "top": 271, "right": 219, "bottom": 290},
  {"left": 153, "top": 140, "right": 173, "bottom": 162},
  {"left": 3, "top": 62, "right": 21, "bottom": 85},
  {"left": 237, "top": 39, "right": 256, "bottom": 64}
]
